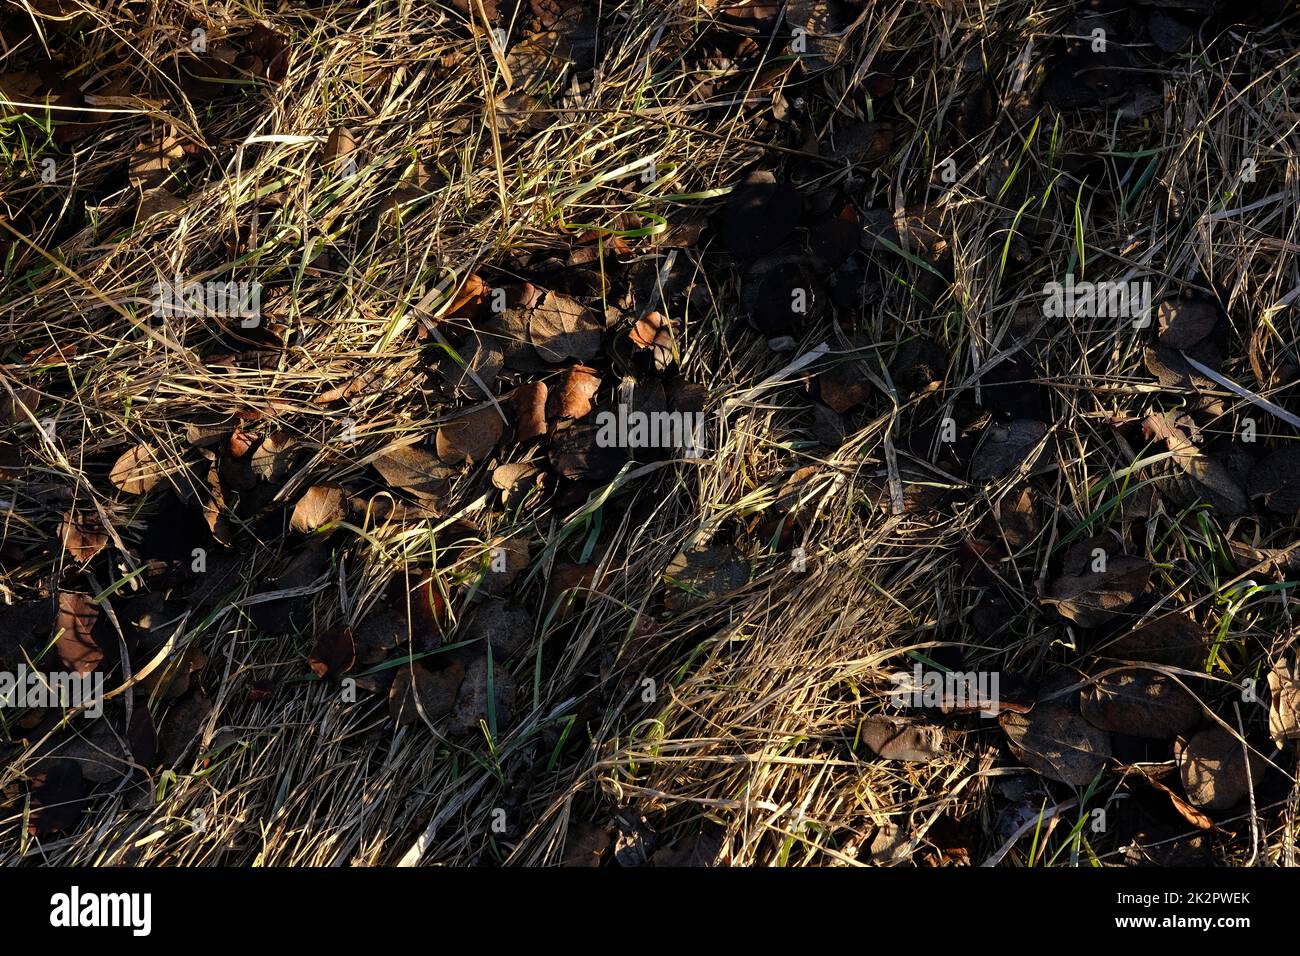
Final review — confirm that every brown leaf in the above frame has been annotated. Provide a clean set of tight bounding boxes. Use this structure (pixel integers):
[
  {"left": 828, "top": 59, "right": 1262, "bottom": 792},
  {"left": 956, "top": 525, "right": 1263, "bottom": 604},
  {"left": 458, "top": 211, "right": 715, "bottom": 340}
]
[
  {"left": 989, "top": 485, "right": 1039, "bottom": 549},
  {"left": 158, "top": 689, "right": 214, "bottom": 764},
  {"left": 1142, "top": 413, "right": 1248, "bottom": 516},
  {"left": 128, "top": 130, "right": 183, "bottom": 190},
  {"left": 527, "top": 291, "right": 602, "bottom": 363},
  {"left": 1045, "top": 536, "right": 1151, "bottom": 627},
  {"left": 55, "top": 591, "right": 102, "bottom": 675},
  {"left": 373, "top": 443, "right": 455, "bottom": 496},
  {"left": 513, "top": 381, "right": 548, "bottom": 443},
  {"left": 1179, "top": 726, "right": 1261, "bottom": 810},
  {"left": 436, "top": 405, "right": 504, "bottom": 465},
  {"left": 818, "top": 361, "right": 873, "bottom": 413},
  {"left": 465, "top": 599, "right": 533, "bottom": 661},
  {"left": 389, "top": 660, "right": 465, "bottom": 726},
  {"left": 1155, "top": 298, "right": 1217, "bottom": 349},
  {"left": 322, "top": 125, "right": 356, "bottom": 172},
  {"left": 663, "top": 546, "right": 750, "bottom": 612},
  {"left": 561, "top": 821, "right": 612, "bottom": 866},
  {"left": 109, "top": 443, "right": 173, "bottom": 495},
  {"left": 59, "top": 508, "right": 108, "bottom": 562},
  {"left": 289, "top": 483, "right": 350, "bottom": 533},
  {"left": 1268, "top": 658, "right": 1300, "bottom": 746},
  {"left": 308, "top": 625, "right": 355, "bottom": 681},
  {"left": 482, "top": 535, "right": 529, "bottom": 595},
  {"left": 629, "top": 310, "right": 675, "bottom": 370},
  {"left": 448, "top": 655, "right": 517, "bottom": 735},
  {"left": 1080, "top": 671, "right": 1200, "bottom": 738},
  {"left": 1099, "top": 614, "right": 1207, "bottom": 670},
  {"left": 1246, "top": 446, "right": 1300, "bottom": 514},
  {"left": 860, "top": 717, "right": 945, "bottom": 762},
  {"left": 1000, "top": 682, "right": 1111, "bottom": 786},
  {"left": 546, "top": 364, "right": 601, "bottom": 421}
]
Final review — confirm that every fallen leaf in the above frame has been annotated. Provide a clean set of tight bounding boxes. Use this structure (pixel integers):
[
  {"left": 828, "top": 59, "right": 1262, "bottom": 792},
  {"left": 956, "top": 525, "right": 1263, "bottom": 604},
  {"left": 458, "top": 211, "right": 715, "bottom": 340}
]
[
  {"left": 1155, "top": 298, "right": 1217, "bottom": 349},
  {"left": 860, "top": 717, "right": 945, "bottom": 762},
  {"left": 561, "top": 822, "right": 612, "bottom": 866},
  {"left": 1268, "top": 657, "right": 1300, "bottom": 746},
  {"left": 308, "top": 625, "right": 355, "bottom": 681},
  {"left": 465, "top": 599, "right": 532, "bottom": 660},
  {"left": 55, "top": 591, "right": 103, "bottom": 675},
  {"left": 1179, "top": 726, "right": 1261, "bottom": 810},
  {"left": 448, "top": 655, "right": 516, "bottom": 735},
  {"left": 720, "top": 172, "right": 801, "bottom": 257},
  {"left": 436, "top": 405, "right": 504, "bottom": 464},
  {"left": 373, "top": 443, "right": 455, "bottom": 496},
  {"left": 546, "top": 364, "right": 601, "bottom": 421},
  {"left": 629, "top": 310, "right": 675, "bottom": 371},
  {"left": 970, "top": 419, "right": 1049, "bottom": 481},
  {"left": 513, "top": 381, "right": 549, "bottom": 443},
  {"left": 663, "top": 545, "right": 750, "bottom": 612},
  {"left": 1080, "top": 670, "right": 1200, "bottom": 738},
  {"left": 289, "top": 483, "right": 350, "bottom": 533},
  {"left": 128, "top": 129, "right": 183, "bottom": 190},
  {"left": 389, "top": 660, "right": 464, "bottom": 726},
  {"left": 528, "top": 291, "right": 602, "bottom": 363},
  {"left": 1142, "top": 413, "right": 1248, "bottom": 516},
  {"left": 818, "top": 361, "right": 872, "bottom": 413},
  {"left": 1101, "top": 614, "right": 1207, "bottom": 669},
  {"left": 1246, "top": 446, "right": 1300, "bottom": 514},
  {"left": 28, "top": 759, "right": 87, "bottom": 835},
  {"left": 109, "top": 443, "right": 173, "bottom": 495},
  {"left": 1148, "top": 9, "right": 1194, "bottom": 53},
  {"left": 59, "top": 508, "right": 108, "bottom": 562},
  {"left": 158, "top": 689, "right": 214, "bottom": 764},
  {"left": 1000, "top": 681, "right": 1112, "bottom": 786},
  {"left": 1045, "top": 536, "right": 1152, "bottom": 628}
]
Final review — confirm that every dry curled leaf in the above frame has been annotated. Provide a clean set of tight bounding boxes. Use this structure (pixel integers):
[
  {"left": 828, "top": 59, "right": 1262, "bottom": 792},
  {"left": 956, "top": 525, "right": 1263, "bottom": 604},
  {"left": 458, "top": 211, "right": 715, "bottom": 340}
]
[
  {"left": 1179, "top": 726, "right": 1261, "bottom": 810},
  {"left": 546, "top": 364, "right": 601, "bottom": 421},
  {"left": 860, "top": 717, "right": 945, "bottom": 762},
  {"left": 373, "top": 444, "right": 455, "bottom": 496},
  {"left": 389, "top": 660, "right": 464, "bottom": 726},
  {"left": 1045, "top": 536, "right": 1151, "bottom": 628},
  {"left": 55, "top": 591, "right": 103, "bottom": 675},
  {"left": 60, "top": 508, "right": 108, "bottom": 562},
  {"left": 1155, "top": 298, "right": 1217, "bottom": 349},
  {"left": 970, "top": 419, "right": 1048, "bottom": 482}
]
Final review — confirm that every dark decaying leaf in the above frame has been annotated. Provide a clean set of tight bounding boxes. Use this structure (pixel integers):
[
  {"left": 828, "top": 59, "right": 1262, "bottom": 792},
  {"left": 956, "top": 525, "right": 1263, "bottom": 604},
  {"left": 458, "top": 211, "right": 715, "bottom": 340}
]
[
  {"left": 389, "top": 661, "right": 464, "bottom": 726},
  {"left": 1144, "top": 341, "right": 1221, "bottom": 388},
  {"left": 308, "top": 625, "right": 355, "bottom": 680},
  {"left": 448, "top": 656, "right": 517, "bottom": 734},
  {"left": 1155, "top": 298, "right": 1216, "bottom": 349},
  {"left": 1148, "top": 10, "right": 1194, "bottom": 53},
  {"left": 1000, "top": 681, "right": 1112, "bottom": 786},
  {"left": 1246, "top": 446, "right": 1300, "bottom": 514},
  {"left": 969, "top": 419, "right": 1048, "bottom": 481},
  {"left": 465, "top": 599, "right": 533, "bottom": 661},
  {"left": 561, "top": 822, "right": 612, "bottom": 866},
  {"left": 1080, "top": 670, "right": 1200, "bottom": 738},
  {"left": 818, "top": 360, "right": 873, "bottom": 413},
  {"left": 28, "top": 759, "right": 88, "bottom": 836},
  {"left": 720, "top": 173, "right": 801, "bottom": 258},
  {"left": 663, "top": 546, "right": 750, "bottom": 612},
  {"left": 1099, "top": 614, "right": 1207, "bottom": 669}
]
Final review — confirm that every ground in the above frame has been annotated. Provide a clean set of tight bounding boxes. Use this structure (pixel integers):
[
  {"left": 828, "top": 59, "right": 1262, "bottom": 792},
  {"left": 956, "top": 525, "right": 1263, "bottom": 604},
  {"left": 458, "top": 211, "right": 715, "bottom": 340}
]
[{"left": 1, "top": 0, "right": 1299, "bottom": 867}]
